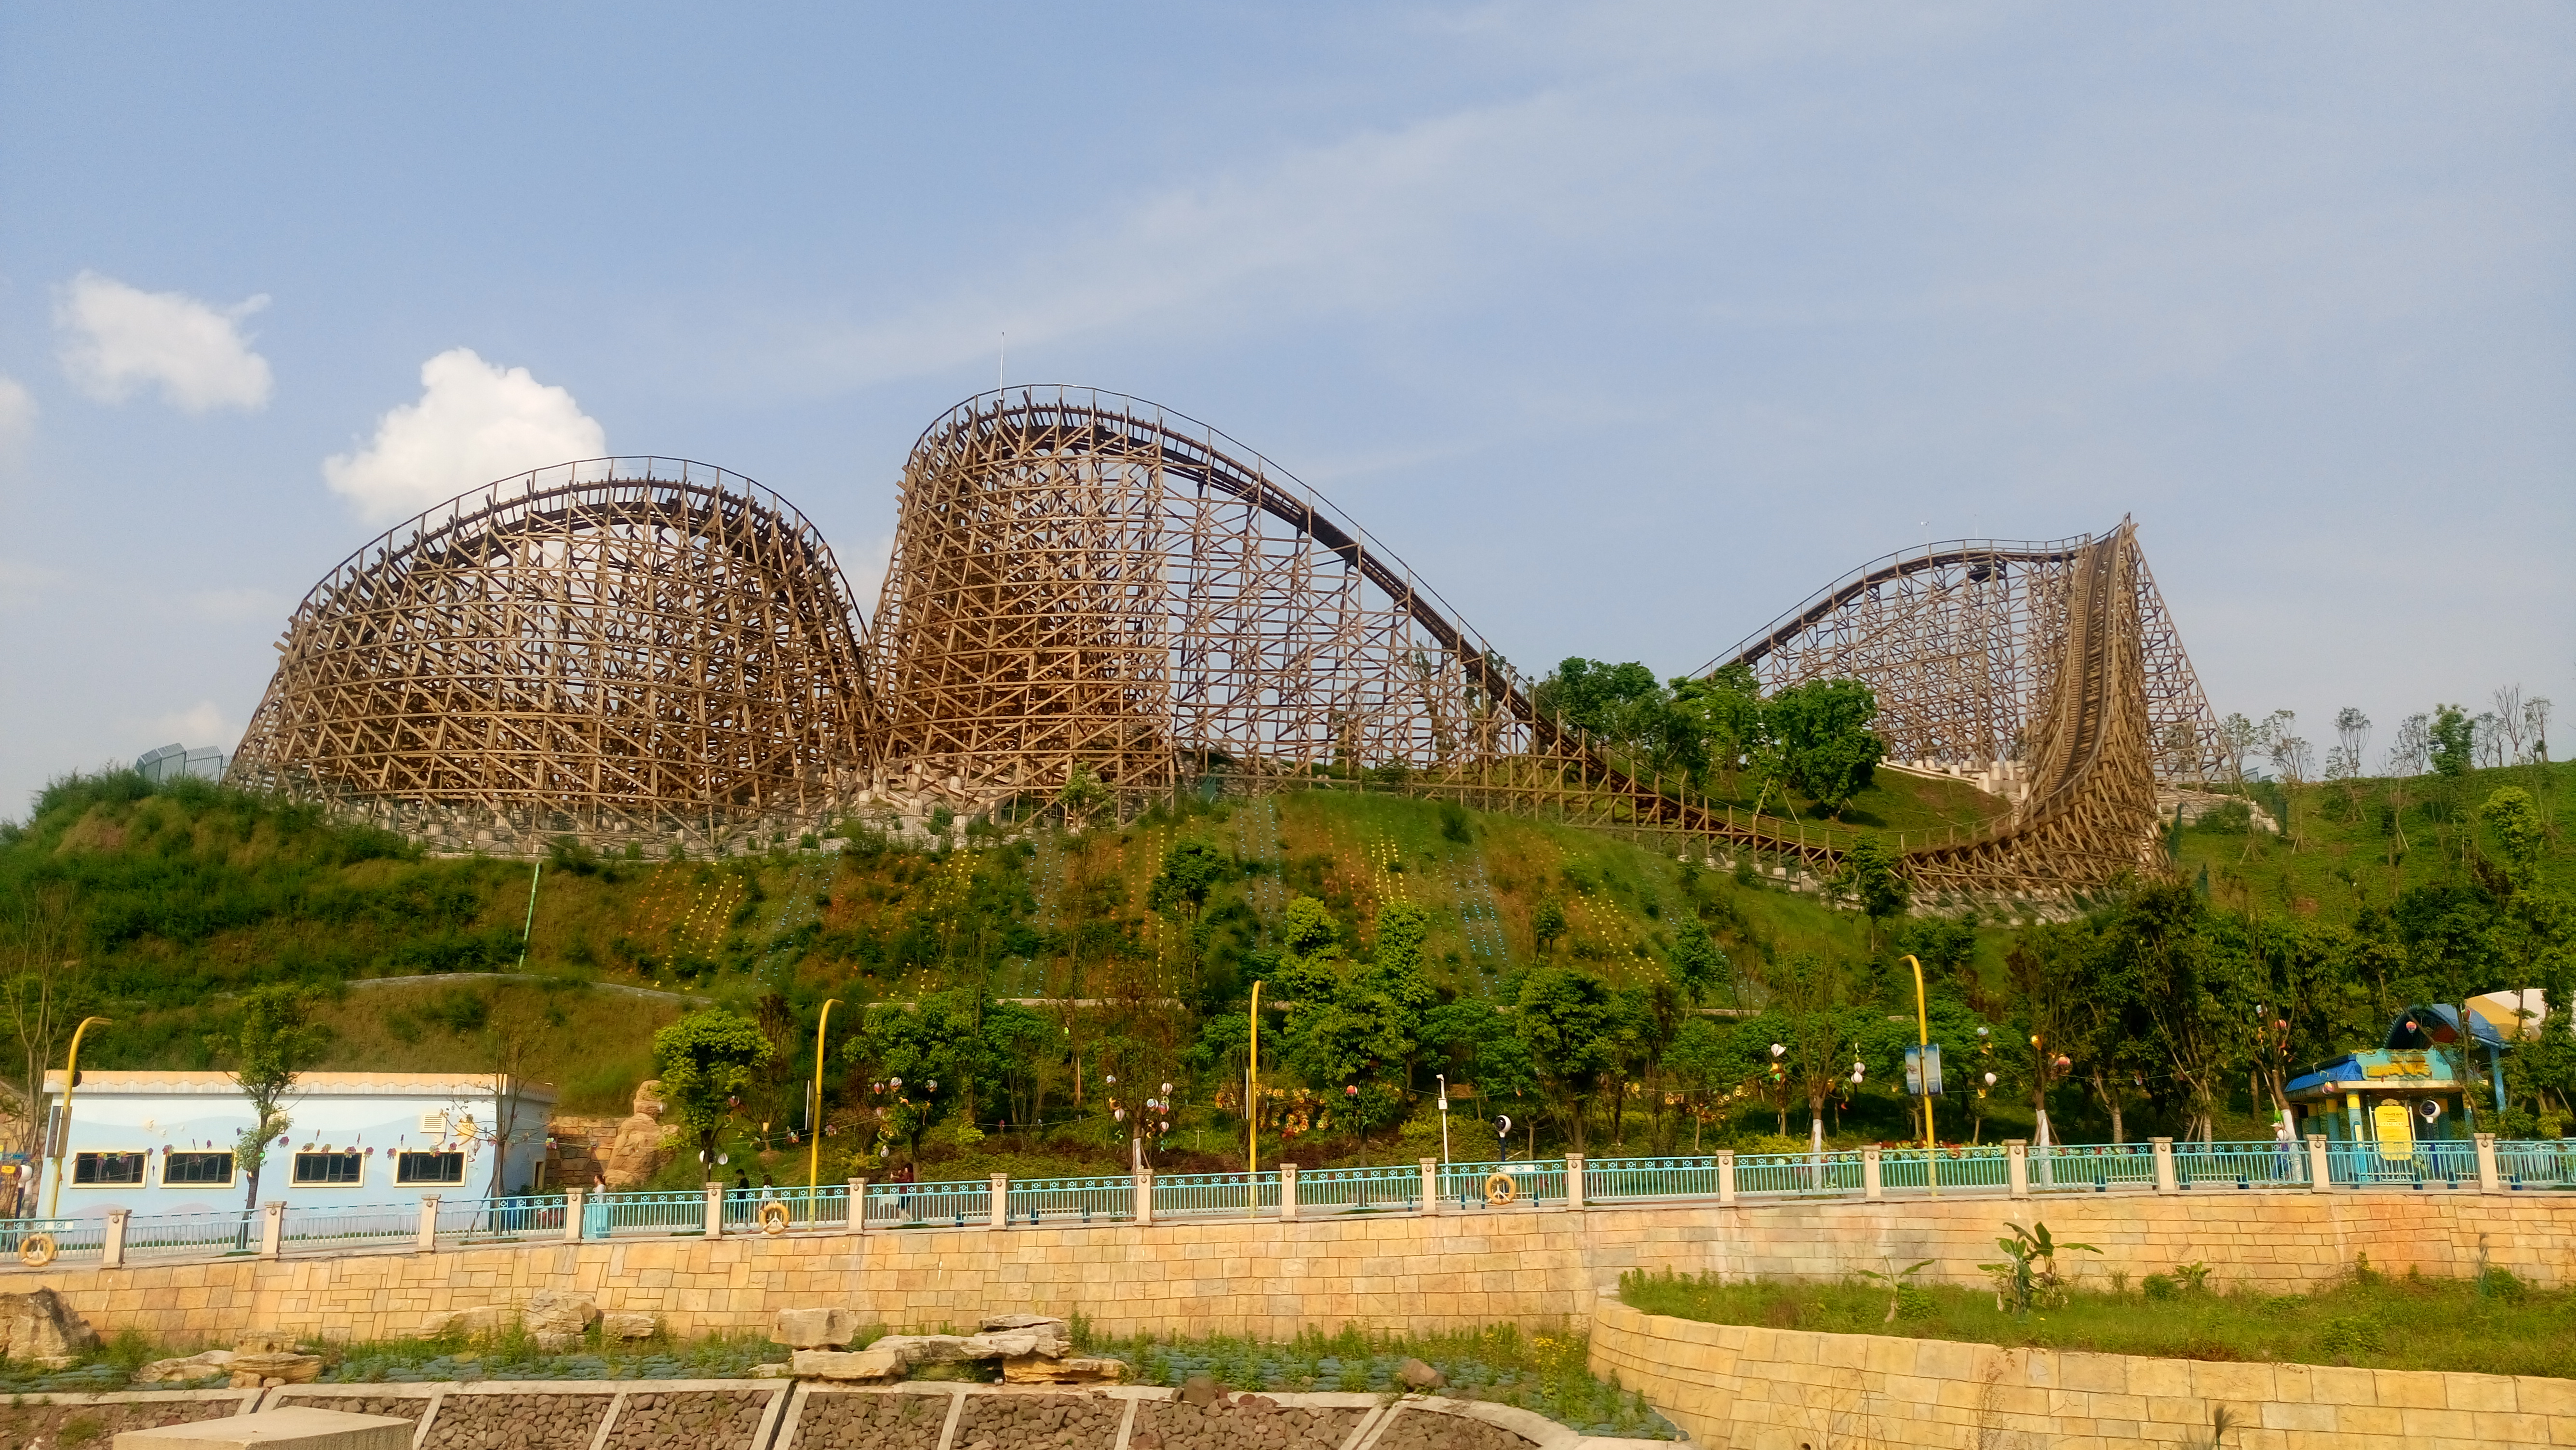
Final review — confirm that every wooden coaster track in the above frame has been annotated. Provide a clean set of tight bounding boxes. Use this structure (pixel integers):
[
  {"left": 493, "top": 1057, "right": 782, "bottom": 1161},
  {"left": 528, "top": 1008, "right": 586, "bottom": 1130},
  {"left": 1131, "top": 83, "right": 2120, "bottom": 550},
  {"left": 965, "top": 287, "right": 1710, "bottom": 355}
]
[{"left": 228, "top": 389, "right": 2217, "bottom": 901}]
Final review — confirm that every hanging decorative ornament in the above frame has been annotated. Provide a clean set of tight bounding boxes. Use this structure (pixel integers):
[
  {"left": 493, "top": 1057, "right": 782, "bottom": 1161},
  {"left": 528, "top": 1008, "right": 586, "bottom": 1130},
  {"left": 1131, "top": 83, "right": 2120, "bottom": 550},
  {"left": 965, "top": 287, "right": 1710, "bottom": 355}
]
[{"left": 718, "top": 1153, "right": 730, "bottom": 1165}]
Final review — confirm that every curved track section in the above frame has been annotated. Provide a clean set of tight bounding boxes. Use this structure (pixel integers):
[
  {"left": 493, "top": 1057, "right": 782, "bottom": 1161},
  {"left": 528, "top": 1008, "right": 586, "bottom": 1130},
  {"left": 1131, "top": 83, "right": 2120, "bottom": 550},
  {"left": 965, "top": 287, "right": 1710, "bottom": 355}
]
[
  {"left": 870, "top": 387, "right": 1524, "bottom": 797},
  {"left": 229, "top": 458, "right": 874, "bottom": 854},
  {"left": 1704, "top": 522, "right": 2215, "bottom": 897},
  {"left": 1704, "top": 527, "right": 2219, "bottom": 783}
]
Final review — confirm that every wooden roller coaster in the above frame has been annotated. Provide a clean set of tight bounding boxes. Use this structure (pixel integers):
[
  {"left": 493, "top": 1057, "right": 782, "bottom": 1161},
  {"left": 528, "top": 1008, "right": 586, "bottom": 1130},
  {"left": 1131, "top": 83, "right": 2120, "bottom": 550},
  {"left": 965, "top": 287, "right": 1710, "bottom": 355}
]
[
  {"left": 231, "top": 387, "right": 2217, "bottom": 900},
  {"left": 228, "top": 459, "right": 873, "bottom": 855}
]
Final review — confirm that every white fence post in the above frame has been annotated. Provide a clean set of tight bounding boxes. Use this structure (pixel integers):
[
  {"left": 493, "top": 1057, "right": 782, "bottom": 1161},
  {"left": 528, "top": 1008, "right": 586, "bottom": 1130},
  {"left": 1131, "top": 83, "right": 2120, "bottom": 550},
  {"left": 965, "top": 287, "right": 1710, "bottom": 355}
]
[
  {"left": 1861, "top": 1146, "right": 1882, "bottom": 1202},
  {"left": 2151, "top": 1138, "right": 2177, "bottom": 1194},
  {"left": 258, "top": 1201, "right": 285, "bottom": 1259},
  {"left": 1134, "top": 1170, "right": 1154, "bottom": 1226},
  {"left": 703, "top": 1182, "right": 724, "bottom": 1239},
  {"left": 417, "top": 1195, "right": 441, "bottom": 1252},
  {"left": 848, "top": 1179, "right": 868, "bottom": 1235},
  {"left": 2005, "top": 1141, "right": 2030, "bottom": 1200},
  {"left": 1278, "top": 1165, "right": 1299, "bottom": 1221},
  {"left": 1716, "top": 1151, "right": 1736, "bottom": 1207},
  {"left": 563, "top": 1187, "right": 585, "bottom": 1242},
  {"left": 2305, "top": 1135, "right": 2333, "bottom": 1193},
  {"left": 102, "top": 1209, "right": 128, "bottom": 1269},
  {"left": 2475, "top": 1133, "right": 2501, "bottom": 1194},
  {"left": 1420, "top": 1158, "right": 1440, "bottom": 1216},
  {"left": 1565, "top": 1154, "right": 1585, "bottom": 1212},
  {"left": 990, "top": 1173, "right": 1009, "bottom": 1229}
]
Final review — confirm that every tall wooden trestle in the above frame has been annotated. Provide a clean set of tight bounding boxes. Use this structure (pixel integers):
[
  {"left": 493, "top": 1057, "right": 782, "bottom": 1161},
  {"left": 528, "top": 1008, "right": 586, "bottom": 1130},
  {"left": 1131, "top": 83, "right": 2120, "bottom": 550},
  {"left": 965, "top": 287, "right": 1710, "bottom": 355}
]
[{"left": 231, "top": 389, "right": 2219, "bottom": 898}]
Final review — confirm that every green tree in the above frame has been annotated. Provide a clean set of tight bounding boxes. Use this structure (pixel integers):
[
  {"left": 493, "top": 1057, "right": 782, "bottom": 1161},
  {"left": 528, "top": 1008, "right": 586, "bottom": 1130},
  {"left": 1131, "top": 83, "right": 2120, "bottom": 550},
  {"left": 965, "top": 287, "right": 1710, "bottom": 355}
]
[
  {"left": 655, "top": 1008, "right": 777, "bottom": 1171},
  {"left": 1671, "top": 663, "right": 1767, "bottom": 792},
  {"left": 1838, "top": 835, "right": 1909, "bottom": 950},
  {"left": 1535, "top": 658, "right": 1702, "bottom": 777},
  {"left": 1764, "top": 679, "right": 1885, "bottom": 817},
  {"left": 1667, "top": 917, "right": 1728, "bottom": 1004},
  {"left": 843, "top": 991, "right": 992, "bottom": 1163},
  {"left": 1513, "top": 966, "right": 1619, "bottom": 1153},
  {"left": 209, "top": 984, "right": 327, "bottom": 1217},
  {"left": 2481, "top": 787, "right": 2545, "bottom": 892},
  {"left": 2429, "top": 704, "right": 2476, "bottom": 779},
  {"left": 1279, "top": 901, "right": 1436, "bottom": 1157}
]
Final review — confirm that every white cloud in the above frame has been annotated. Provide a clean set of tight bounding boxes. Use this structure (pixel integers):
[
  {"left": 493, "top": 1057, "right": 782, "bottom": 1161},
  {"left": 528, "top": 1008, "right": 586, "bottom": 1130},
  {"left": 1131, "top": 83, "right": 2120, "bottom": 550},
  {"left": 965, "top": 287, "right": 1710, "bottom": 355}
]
[
  {"left": 0, "top": 376, "right": 36, "bottom": 455},
  {"left": 143, "top": 701, "right": 237, "bottom": 749},
  {"left": 54, "top": 271, "right": 273, "bottom": 413},
  {"left": 323, "top": 349, "right": 607, "bottom": 524}
]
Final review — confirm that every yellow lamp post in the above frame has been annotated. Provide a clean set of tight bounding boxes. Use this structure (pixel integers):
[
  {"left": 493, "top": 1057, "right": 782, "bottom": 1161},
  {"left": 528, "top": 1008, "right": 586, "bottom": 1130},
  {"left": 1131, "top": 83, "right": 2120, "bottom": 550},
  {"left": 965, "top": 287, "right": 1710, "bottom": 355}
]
[
  {"left": 47, "top": 1016, "right": 111, "bottom": 1219},
  {"left": 808, "top": 999, "right": 841, "bottom": 1191},
  {"left": 1247, "top": 981, "right": 1262, "bottom": 1175},
  {"left": 1905, "top": 955, "right": 1935, "bottom": 1195}
]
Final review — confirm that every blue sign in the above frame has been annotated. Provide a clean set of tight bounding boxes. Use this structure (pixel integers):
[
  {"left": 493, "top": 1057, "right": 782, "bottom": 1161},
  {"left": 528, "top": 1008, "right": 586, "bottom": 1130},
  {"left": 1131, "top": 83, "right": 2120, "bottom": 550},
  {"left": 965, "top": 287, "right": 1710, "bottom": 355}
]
[{"left": 1905, "top": 1044, "right": 1944, "bottom": 1098}]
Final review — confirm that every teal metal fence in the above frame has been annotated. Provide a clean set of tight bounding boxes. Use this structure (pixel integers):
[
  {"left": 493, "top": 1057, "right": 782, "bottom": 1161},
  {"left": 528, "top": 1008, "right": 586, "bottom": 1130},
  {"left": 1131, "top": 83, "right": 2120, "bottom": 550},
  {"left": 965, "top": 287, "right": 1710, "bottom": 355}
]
[
  {"left": 1293, "top": 1165, "right": 1415, "bottom": 1215},
  {"left": 1006, "top": 1175, "right": 1131, "bottom": 1226},
  {"left": 32, "top": 1137, "right": 2575, "bottom": 1266}
]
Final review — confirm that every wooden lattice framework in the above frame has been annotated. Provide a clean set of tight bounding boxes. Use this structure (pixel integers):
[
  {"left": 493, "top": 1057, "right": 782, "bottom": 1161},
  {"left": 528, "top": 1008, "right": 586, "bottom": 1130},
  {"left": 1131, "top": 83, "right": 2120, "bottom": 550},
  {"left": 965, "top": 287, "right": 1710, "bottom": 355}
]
[
  {"left": 228, "top": 458, "right": 873, "bottom": 853},
  {"left": 226, "top": 390, "right": 2214, "bottom": 898}
]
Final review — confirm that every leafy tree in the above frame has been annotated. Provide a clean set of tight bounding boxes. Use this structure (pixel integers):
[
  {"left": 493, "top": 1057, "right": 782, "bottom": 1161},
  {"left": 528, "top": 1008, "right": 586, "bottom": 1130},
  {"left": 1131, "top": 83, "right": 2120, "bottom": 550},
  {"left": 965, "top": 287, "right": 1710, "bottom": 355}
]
[
  {"left": 1838, "top": 835, "right": 1908, "bottom": 950},
  {"left": 1535, "top": 658, "right": 1702, "bottom": 777},
  {"left": 2429, "top": 704, "right": 2476, "bottom": 780},
  {"left": 843, "top": 992, "right": 994, "bottom": 1161},
  {"left": 1513, "top": 966, "right": 1619, "bottom": 1152},
  {"left": 1762, "top": 951, "right": 1870, "bottom": 1157},
  {"left": 656, "top": 1008, "right": 778, "bottom": 1170},
  {"left": 210, "top": 984, "right": 327, "bottom": 1217},
  {"left": 1670, "top": 663, "right": 1766, "bottom": 791},
  {"left": 1278, "top": 901, "right": 1436, "bottom": 1156},
  {"left": 1667, "top": 917, "right": 1727, "bottom": 1004},
  {"left": 1530, "top": 899, "right": 1568, "bottom": 958},
  {"left": 1763, "top": 679, "right": 1884, "bottom": 816},
  {"left": 2105, "top": 883, "right": 2232, "bottom": 1143},
  {"left": 2482, "top": 787, "right": 2545, "bottom": 892}
]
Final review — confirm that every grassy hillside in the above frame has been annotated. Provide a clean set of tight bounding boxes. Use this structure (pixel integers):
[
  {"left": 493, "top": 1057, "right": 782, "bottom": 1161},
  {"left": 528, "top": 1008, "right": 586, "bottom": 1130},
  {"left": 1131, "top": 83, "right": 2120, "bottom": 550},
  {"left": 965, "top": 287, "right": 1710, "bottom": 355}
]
[{"left": 4, "top": 757, "right": 2568, "bottom": 1186}]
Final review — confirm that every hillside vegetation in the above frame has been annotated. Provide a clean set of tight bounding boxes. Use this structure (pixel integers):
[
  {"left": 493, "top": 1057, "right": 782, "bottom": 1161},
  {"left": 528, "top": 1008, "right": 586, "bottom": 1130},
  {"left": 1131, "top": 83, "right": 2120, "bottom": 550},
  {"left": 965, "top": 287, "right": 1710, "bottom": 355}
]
[{"left": 2, "top": 751, "right": 2570, "bottom": 1190}]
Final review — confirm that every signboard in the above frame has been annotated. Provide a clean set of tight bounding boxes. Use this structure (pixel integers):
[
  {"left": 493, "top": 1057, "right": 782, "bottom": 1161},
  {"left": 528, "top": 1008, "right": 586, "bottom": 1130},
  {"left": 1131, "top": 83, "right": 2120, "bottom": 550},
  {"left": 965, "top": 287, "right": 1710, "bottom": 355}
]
[
  {"left": 2371, "top": 1102, "right": 2414, "bottom": 1159},
  {"left": 1905, "top": 1044, "right": 1943, "bottom": 1098}
]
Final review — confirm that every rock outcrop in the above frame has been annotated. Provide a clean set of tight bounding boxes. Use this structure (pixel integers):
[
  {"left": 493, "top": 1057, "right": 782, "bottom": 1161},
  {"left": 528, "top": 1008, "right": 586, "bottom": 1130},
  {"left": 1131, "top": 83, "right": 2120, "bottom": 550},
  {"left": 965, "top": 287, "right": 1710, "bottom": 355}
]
[{"left": 0, "top": 1289, "right": 98, "bottom": 1367}]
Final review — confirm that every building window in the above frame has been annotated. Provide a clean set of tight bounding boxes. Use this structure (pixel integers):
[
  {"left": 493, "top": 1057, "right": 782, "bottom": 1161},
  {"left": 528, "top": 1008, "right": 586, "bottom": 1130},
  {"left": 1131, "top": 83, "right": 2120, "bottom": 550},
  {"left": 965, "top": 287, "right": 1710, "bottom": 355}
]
[
  {"left": 72, "top": 1151, "right": 146, "bottom": 1186},
  {"left": 395, "top": 1151, "right": 466, "bottom": 1186},
  {"left": 291, "top": 1151, "right": 363, "bottom": 1186},
  {"left": 163, "top": 1152, "right": 234, "bottom": 1186}
]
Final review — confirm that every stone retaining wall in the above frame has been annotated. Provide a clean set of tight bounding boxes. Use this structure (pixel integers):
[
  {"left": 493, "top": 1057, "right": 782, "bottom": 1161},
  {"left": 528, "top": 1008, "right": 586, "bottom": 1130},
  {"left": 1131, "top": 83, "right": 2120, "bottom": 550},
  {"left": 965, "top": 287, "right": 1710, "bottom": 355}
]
[
  {"left": 1586, "top": 1298, "right": 2576, "bottom": 1449},
  {"left": 270, "top": 1380, "right": 790, "bottom": 1450},
  {"left": 6, "top": 1190, "right": 2569, "bottom": 1345},
  {"left": 0, "top": 1388, "right": 259, "bottom": 1446}
]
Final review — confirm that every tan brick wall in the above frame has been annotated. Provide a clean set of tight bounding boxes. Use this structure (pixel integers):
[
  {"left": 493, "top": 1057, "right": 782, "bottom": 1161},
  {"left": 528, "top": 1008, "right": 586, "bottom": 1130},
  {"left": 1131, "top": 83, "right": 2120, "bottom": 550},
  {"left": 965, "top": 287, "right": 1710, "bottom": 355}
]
[
  {"left": 11, "top": 1189, "right": 2572, "bottom": 1346},
  {"left": 1587, "top": 1299, "right": 2576, "bottom": 1450}
]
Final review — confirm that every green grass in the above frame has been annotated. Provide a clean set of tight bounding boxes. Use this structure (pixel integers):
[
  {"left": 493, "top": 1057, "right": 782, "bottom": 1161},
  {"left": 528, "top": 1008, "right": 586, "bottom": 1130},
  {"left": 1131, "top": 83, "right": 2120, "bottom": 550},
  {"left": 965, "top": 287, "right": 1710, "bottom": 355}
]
[
  {"left": 2172, "top": 759, "right": 2576, "bottom": 926},
  {"left": 1072, "top": 1322, "right": 1679, "bottom": 1439},
  {"left": 1620, "top": 1262, "right": 2576, "bottom": 1378}
]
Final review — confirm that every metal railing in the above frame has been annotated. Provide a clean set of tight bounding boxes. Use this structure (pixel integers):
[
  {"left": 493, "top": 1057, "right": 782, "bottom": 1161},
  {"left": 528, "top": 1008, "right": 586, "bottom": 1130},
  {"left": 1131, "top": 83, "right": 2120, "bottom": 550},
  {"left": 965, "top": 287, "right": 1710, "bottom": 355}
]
[
  {"left": 1290, "top": 1165, "right": 1413, "bottom": 1216},
  {"left": 1153, "top": 1171, "right": 1280, "bottom": 1219},
  {"left": 1005, "top": 1175, "right": 1131, "bottom": 1227},
  {"left": 2031, "top": 1143, "right": 2159, "bottom": 1193},
  {"left": 1731, "top": 1150, "right": 1865, "bottom": 1197},
  {"left": 24, "top": 1137, "right": 2571, "bottom": 1267},
  {"left": 2173, "top": 1140, "right": 2310, "bottom": 1190},
  {"left": 862, "top": 1178, "right": 989, "bottom": 1228},
  {"left": 1442, "top": 1158, "right": 1565, "bottom": 1209},
  {"left": 586, "top": 1190, "right": 707, "bottom": 1239}
]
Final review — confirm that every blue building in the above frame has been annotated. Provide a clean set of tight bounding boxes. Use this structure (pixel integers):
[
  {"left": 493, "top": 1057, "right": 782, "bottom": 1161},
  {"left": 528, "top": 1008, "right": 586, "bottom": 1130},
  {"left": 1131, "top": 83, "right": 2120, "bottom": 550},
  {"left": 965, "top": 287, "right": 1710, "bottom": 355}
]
[{"left": 36, "top": 1072, "right": 555, "bottom": 1219}]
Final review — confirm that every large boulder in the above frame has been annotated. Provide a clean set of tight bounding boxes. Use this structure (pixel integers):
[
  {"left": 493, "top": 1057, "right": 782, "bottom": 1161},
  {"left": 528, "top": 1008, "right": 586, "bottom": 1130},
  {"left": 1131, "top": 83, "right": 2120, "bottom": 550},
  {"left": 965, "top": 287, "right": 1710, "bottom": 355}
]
[
  {"left": 134, "top": 1349, "right": 236, "bottom": 1384},
  {"left": 1002, "top": 1355, "right": 1127, "bottom": 1384},
  {"left": 422, "top": 1306, "right": 510, "bottom": 1338},
  {"left": 0, "top": 1289, "right": 97, "bottom": 1367},
  {"left": 791, "top": 1347, "right": 903, "bottom": 1381},
  {"left": 522, "top": 1289, "right": 599, "bottom": 1351},
  {"left": 600, "top": 1084, "right": 677, "bottom": 1188},
  {"left": 770, "top": 1307, "right": 866, "bottom": 1349},
  {"left": 228, "top": 1351, "right": 323, "bottom": 1387},
  {"left": 601, "top": 1312, "right": 657, "bottom": 1341}
]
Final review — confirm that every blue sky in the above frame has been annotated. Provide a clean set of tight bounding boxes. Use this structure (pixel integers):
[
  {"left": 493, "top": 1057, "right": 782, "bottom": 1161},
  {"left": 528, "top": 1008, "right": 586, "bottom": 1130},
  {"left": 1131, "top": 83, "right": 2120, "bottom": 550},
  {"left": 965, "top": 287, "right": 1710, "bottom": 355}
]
[{"left": 2, "top": 3, "right": 2570, "bottom": 815}]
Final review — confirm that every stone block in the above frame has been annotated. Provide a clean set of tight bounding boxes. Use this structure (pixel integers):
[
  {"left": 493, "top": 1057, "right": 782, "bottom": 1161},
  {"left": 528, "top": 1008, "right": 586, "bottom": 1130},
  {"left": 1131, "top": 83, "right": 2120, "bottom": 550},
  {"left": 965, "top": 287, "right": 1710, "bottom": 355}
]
[
  {"left": 228, "top": 1352, "right": 323, "bottom": 1387},
  {"left": 0, "top": 1288, "right": 99, "bottom": 1366},
  {"left": 113, "top": 1407, "right": 412, "bottom": 1450},
  {"left": 770, "top": 1306, "right": 865, "bottom": 1348},
  {"left": 421, "top": 1306, "right": 509, "bottom": 1338},
  {"left": 792, "top": 1346, "right": 903, "bottom": 1380},
  {"left": 134, "top": 1349, "right": 237, "bottom": 1383}
]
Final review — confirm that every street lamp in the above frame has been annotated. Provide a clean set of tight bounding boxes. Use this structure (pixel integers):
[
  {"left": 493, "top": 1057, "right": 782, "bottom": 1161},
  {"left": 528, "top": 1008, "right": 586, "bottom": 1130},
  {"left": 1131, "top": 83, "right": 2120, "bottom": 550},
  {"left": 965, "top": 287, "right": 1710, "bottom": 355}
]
[
  {"left": 46, "top": 1017, "right": 110, "bottom": 1220},
  {"left": 808, "top": 999, "right": 841, "bottom": 1191},
  {"left": 1436, "top": 1074, "right": 1450, "bottom": 1167}
]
